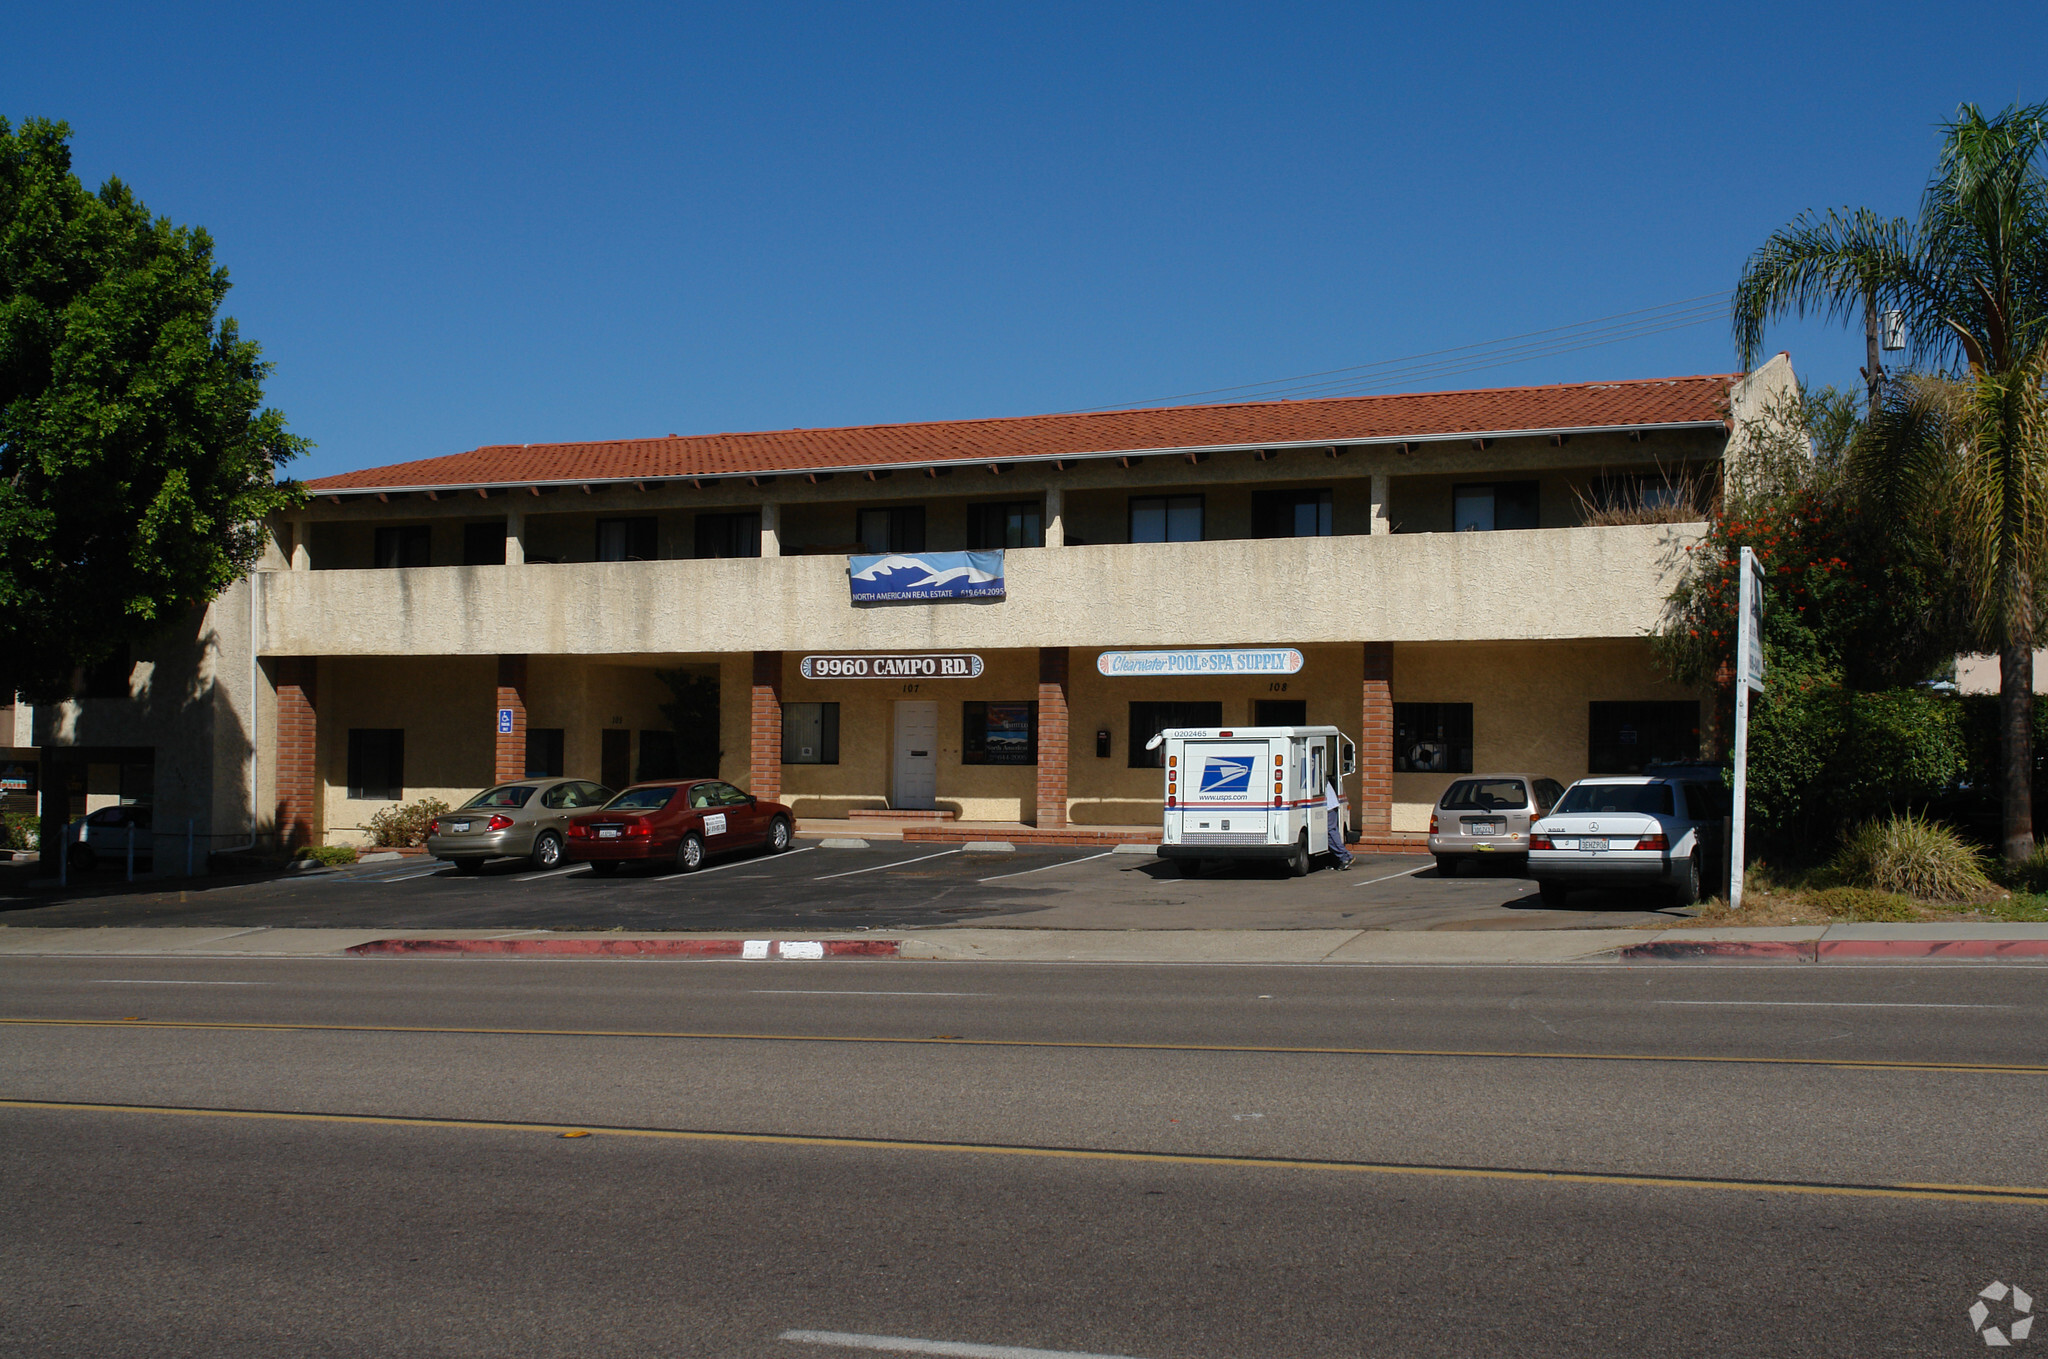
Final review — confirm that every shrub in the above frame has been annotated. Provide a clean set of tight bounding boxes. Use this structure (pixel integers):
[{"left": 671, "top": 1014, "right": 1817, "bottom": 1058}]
[
  {"left": 294, "top": 844, "right": 359, "bottom": 867},
  {"left": 365, "top": 797, "right": 449, "bottom": 848},
  {"left": 2, "top": 811, "right": 38, "bottom": 851},
  {"left": 1831, "top": 812, "right": 1992, "bottom": 902},
  {"left": 1802, "top": 886, "right": 1919, "bottom": 921},
  {"left": 1993, "top": 842, "right": 2048, "bottom": 895}
]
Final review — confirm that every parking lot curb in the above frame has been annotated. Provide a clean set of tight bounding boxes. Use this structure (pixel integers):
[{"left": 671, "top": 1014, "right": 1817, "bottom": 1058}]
[
  {"left": 1617, "top": 938, "right": 2048, "bottom": 962},
  {"left": 344, "top": 938, "right": 906, "bottom": 959}
]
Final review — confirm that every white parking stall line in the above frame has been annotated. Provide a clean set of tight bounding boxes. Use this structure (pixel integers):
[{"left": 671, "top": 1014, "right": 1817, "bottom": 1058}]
[
  {"left": 1656, "top": 1000, "right": 2012, "bottom": 1009},
  {"left": 813, "top": 849, "right": 961, "bottom": 881},
  {"left": 621, "top": 846, "right": 820, "bottom": 886},
  {"left": 1354, "top": 864, "right": 1429, "bottom": 888},
  {"left": 512, "top": 865, "right": 592, "bottom": 883},
  {"left": 780, "top": 1330, "right": 1147, "bottom": 1359},
  {"left": 750, "top": 990, "right": 992, "bottom": 997},
  {"left": 92, "top": 980, "right": 274, "bottom": 986},
  {"left": 978, "top": 850, "right": 1117, "bottom": 883}
]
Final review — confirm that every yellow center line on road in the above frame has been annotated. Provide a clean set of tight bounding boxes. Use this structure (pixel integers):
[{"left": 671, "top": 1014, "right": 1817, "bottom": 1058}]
[
  {"left": 1, "top": 1096, "right": 2043, "bottom": 1208},
  {"left": 2, "top": 1016, "right": 2044, "bottom": 1076}
]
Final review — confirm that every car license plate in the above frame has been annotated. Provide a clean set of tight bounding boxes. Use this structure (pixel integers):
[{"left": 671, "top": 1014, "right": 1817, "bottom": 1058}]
[
  {"left": 1469, "top": 820, "right": 1504, "bottom": 835},
  {"left": 1580, "top": 837, "right": 1608, "bottom": 853},
  {"left": 597, "top": 828, "right": 620, "bottom": 839},
  {"left": 450, "top": 822, "right": 470, "bottom": 833}
]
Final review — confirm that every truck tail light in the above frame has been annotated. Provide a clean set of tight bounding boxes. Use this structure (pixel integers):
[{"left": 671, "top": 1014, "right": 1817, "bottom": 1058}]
[
  {"left": 1166, "top": 795, "right": 1176, "bottom": 808},
  {"left": 1274, "top": 795, "right": 1284, "bottom": 808},
  {"left": 1634, "top": 832, "right": 1669, "bottom": 851},
  {"left": 487, "top": 815, "right": 514, "bottom": 831},
  {"left": 1529, "top": 831, "right": 1552, "bottom": 850}
]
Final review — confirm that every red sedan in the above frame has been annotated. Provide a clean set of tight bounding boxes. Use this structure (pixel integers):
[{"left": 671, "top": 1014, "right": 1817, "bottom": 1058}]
[{"left": 565, "top": 779, "right": 795, "bottom": 875}]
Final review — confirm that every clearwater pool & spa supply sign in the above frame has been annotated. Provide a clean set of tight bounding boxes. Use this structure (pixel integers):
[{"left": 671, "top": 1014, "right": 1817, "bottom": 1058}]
[{"left": 1097, "top": 649, "right": 1304, "bottom": 676}]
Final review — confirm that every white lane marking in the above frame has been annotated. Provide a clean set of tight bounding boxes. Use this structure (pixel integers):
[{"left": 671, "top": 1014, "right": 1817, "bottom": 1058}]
[
  {"left": 780, "top": 1331, "right": 1146, "bottom": 1359},
  {"left": 513, "top": 865, "right": 592, "bottom": 883},
  {"left": 377, "top": 869, "right": 448, "bottom": 884},
  {"left": 813, "top": 849, "right": 960, "bottom": 881},
  {"left": 1354, "top": 864, "right": 1429, "bottom": 887},
  {"left": 620, "top": 846, "right": 820, "bottom": 886},
  {"left": 91, "top": 980, "right": 273, "bottom": 986},
  {"left": 978, "top": 850, "right": 1116, "bottom": 883},
  {"left": 1655, "top": 1000, "right": 2013, "bottom": 1009},
  {"left": 750, "top": 990, "right": 991, "bottom": 997}
]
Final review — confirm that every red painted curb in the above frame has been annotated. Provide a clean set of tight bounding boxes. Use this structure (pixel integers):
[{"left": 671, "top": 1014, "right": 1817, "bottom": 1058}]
[
  {"left": 345, "top": 938, "right": 904, "bottom": 958},
  {"left": 1818, "top": 939, "right": 2048, "bottom": 960},
  {"left": 1618, "top": 940, "right": 1816, "bottom": 961}
]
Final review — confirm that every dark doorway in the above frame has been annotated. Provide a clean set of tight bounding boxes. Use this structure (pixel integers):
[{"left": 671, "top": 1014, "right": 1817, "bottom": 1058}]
[{"left": 601, "top": 729, "right": 631, "bottom": 790}]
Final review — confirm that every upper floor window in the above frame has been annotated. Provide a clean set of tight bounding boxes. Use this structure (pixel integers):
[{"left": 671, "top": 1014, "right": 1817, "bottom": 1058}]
[
  {"left": 1252, "top": 489, "right": 1333, "bottom": 538},
  {"left": 374, "top": 525, "right": 431, "bottom": 568},
  {"left": 596, "top": 517, "right": 658, "bottom": 562},
  {"left": 968, "top": 501, "right": 1044, "bottom": 550},
  {"left": 1452, "top": 482, "right": 1538, "bottom": 532},
  {"left": 858, "top": 506, "right": 926, "bottom": 554},
  {"left": 462, "top": 521, "right": 506, "bottom": 566},
  {"left": 1129, "top": 494, "right": 1203, "bottom": 544},
  {"left": 694, "top": 512, "right": 761, "bottom": 559}
]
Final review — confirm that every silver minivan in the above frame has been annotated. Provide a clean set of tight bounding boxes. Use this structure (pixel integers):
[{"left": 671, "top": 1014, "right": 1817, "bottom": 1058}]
[{"left": 1428, "top": 774, "right": 1564, "bottom": 876}]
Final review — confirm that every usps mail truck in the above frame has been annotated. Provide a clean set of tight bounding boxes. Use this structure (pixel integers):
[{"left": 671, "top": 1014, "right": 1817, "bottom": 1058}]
[{"left": 1149, "top": 726, "right": 1358, "bottom": 876}]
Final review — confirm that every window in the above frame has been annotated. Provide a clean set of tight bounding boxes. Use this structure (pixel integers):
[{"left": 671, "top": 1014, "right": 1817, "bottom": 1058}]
[
  {"left": 967, "top": 501, "right": 1044, "bottom": 550},
  {"left": 462, "top": 521, "right": 506, "bottom": 566},
  {"left": 1439, "top": 779, "right": 1528, "bottom": 811},
  {"left": 1128, "top": 701, "right": 1223, "bottom": 767},
  {"left": 857, "top": 506, "right": 926, "bottom": 554},
  {"left": 462, "top": 785, "right": 536, "bottom": 810},
  {"left": 525, "top": 728, "right": 564, "bottom": 779},
  {"left": 374, "top": 526, "right": 431, "bottom": 568},
  {"left": 596, "top": 518, "right": 659, "bottom": 562},
  {"left": 1588, "top": 701, "right": 1699, "bottom": 774},
  {"left": 637, "top": 729, "right": 681, "bottom": 780},
  {"left": 606, "top": 785, "right": 677, "bottom": 811},
  {"left": 1251, "top": 489, "right": 1333, "bottom": 538},
  {"left": 1254, "top": 699, "right": 1306, "bottom": 727},
  {"left": 1394, "top": 703, "right": 1473, "bottom": 773},
  {"left": 1556, "top": 782, "right": 1675, "bottom": 817},
  {"left": 1451, "top": 481, "right": 1539, "bottom": 532},
  {"left": 694, "top": 512, "right": 761, "bottom": 559},
  {"left": 542, "top": 781, "right": 609, "bottom": 810},
  {"left": 1129, "top": 495, "right": 1203, "bottom": 543},
  {"left": 346, "top": 729, "right": 405, "bottom": 800},
  {"left": 963, "top": 701, "right": 1038, "bottom": 765},
  {"left": 1590, "top": 473, "right": 1696, "bottom": 515},
  {"left": 782, "top": 702, "right": 840, "bottom": 764}
]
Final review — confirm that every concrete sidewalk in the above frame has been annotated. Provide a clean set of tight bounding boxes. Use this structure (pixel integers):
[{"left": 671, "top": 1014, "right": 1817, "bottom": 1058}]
[{"left": 3, "top": 922, "right": 2045, "bottom": 963}]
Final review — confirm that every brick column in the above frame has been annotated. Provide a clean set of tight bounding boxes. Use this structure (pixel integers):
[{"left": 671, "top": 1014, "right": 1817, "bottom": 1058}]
[
  {"left": 1359, "top": 642, "right": 1393, "bottom": 833},
  {"left": 750, "top": 651, "right": 783, "bottom": 800},
  {"left": 494, "top": 654, "right": 528, "bottom": 784},
  {"left": 275, "top": 657, "right": 319, "bottom": 849},
  {"left": 1035, "top": 647, "right": 1070, "bottom": 829}
]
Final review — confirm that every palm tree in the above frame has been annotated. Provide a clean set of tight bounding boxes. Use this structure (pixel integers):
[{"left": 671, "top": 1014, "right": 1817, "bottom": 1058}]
[{"left": 1733, "top": 101, "right": 2048, "bottom": 863}]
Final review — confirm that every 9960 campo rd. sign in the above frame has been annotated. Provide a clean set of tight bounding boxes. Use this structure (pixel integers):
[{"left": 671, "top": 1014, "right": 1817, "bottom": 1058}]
[
  {"left": 1096, "top": 648, "right": 1305, "bottom": 677},
  {"left": 800, "top": 653, "right": 986, "bottom": 679}
]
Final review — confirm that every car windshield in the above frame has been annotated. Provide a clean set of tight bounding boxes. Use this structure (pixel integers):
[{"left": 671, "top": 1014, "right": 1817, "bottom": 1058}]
[
  {"left": 605, "top": 786, "right": 677, "bottom": 811},
  {"left": 1440, "top": 779, "right": 1527, "bottom": 810},
  {"left": 1555, "top": 783, "right": 1674, "bottom": 816},
  {"left": 463, "top": 785, "right": 535, "bottom": 810}
]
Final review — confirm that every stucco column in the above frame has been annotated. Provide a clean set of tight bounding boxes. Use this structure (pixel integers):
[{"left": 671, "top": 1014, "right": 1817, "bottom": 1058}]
[
  {"left": 1043, "top": 487, "right": 1064, "bottom": 548},
  {"left": 504, "top": 507, "right": 526, "bottom": 566},
  {"left": 290, "top": 517, "right": 311, "bottom": 570},
  {"left": 750, "top": 651, "right": 783, "bottom": 799},
  {"left": 1370, "top": 473, "right": 1391, "bottom": 535},
  {"left": 494, "top": 655, "right": 528, "bottom": 784},
  {"left": 275, "top": 657, "right": 319, "bottom": 849},
  {"left": 1035, "top": 647, "right": 1069, "bottom": 828},
  {"left": 1359, "top": 642, "right": 1393, "bottom": 833},
  {"left": 759, "top": 502, "right": 781, "bottom": 558}
]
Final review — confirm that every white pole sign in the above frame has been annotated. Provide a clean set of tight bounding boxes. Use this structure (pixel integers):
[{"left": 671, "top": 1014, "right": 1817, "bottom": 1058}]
[{"left": 1730, "top": 546, "right": 1766, "bottom": 910}]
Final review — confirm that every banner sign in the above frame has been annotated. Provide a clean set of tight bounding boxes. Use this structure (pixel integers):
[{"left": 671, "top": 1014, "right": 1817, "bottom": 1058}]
[
  {"left": 849, "top": 550, "right": 1005, "bottom": 602},
  {"left": 801, "top": 653, "right": 985, "bottom": 680},
  {"left": 1738, "top": 546, "right": 1766, "bottom": 693},
  {"left": 1097, "top": 648, "right": 1305, "bottom": 677}
]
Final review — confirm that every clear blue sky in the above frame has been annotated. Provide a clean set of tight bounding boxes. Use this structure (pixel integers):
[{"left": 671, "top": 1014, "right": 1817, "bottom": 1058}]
[{"left": 7, "top": 1, "right": 2044, "bottom": 480}]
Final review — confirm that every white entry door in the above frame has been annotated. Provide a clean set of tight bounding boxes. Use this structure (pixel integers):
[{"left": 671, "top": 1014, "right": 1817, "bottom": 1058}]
[{"left": 893, "top": 701, "right": 939, "bottom": 810}]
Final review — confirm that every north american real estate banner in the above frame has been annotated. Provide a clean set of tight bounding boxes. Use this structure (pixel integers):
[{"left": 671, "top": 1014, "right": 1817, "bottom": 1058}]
[{"left": 847, "top": 550, "right": 1006, "bottom": 602}]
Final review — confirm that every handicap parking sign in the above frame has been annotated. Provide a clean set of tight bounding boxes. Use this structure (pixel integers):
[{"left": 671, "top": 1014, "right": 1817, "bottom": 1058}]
[{"left": 497, "top": 708, "right": 514, "bottom": 734}]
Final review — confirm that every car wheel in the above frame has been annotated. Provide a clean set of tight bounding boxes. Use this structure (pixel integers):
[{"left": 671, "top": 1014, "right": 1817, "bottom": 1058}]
[
  {"left": 588, "top": 862, "right": 620, "bottom": 877},
  {"left": 1670, "top": 854, "right": 1702, "bottom": 906},
  {"left": 1538, "top": 880, "right": 1570, "bottom": 907},
  {"left": 765, "top": 817, "right": 791, "bottom": 853},
  {"left": 530, "top": 832, "right": 563, "bottom": 871},
  {"left": 1435, "top": 854, "right": 1458, "bottom": 878},
  {"left": 677, "top": 832, "right": 705, "bottom": 873},
  {"left": 1288, "top": 831, "right": 1311, "bottom": 877},
  {"left": 454, "top": 859, "right": 485, "bottom": 875},
  {"left": 68, "top": 843, "right": 95, "bottom": 874}
]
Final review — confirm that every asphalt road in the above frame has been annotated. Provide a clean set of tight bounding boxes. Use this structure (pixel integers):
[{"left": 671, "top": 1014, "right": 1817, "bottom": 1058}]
[
  {"left": 0, "top": 840, "right": 1685, "bottom": 931},
  {"left": 4, "top": 955, "right": 2044, "bottom": 1357}
]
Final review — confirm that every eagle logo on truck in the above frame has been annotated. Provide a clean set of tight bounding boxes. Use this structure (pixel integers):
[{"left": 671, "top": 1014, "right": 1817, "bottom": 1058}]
[{"left": 1198, "top": 757, "right": 1257, "bottom": 795}]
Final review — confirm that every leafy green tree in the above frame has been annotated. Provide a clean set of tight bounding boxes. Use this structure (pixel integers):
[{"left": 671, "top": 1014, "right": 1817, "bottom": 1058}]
[
  {"left": 1732, "top": 101, "right": 2048, "bottom": 863},
  {"left": 0, "top": 116, "right": 306, "bottom": 699}
]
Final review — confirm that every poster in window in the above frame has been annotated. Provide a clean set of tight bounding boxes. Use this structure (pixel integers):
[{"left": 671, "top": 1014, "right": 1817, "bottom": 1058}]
[{"left": 982, "top": 702, "right": 1035, "bottom": 765}]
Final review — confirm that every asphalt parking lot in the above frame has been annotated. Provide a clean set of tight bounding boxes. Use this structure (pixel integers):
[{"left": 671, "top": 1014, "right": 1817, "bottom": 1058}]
[{"left": 0, "top": 840, "right": 1689, "bottom": 932}]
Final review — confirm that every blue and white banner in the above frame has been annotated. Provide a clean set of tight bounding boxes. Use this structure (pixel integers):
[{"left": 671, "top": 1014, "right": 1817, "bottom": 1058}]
[{"left": 849, "top": 550, "right": 1005, "bottom": 602}]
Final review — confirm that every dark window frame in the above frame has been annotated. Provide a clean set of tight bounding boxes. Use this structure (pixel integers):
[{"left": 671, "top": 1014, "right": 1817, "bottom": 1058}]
[
  {"left": 346, "top": 728, "right": 405, "bottom": 801},
  {"left": 1128, "top": 701, "right": 1224, "bottom": 768},
  {"left": 374, "top": 525, "right": 432, "bottom": 568},
  {"left": 1451, "top": 481, "right": 1539, "bottom": 532},
  {"left": 1393, "top": 702, "right": 1474, "bottom": 773},
  {"left": 855, "top": 505, "right": 927, "bottom": 554},
  {"left": 1253, "top": 698, "right": 1308, "bottom": 727},
  {"left": 962, "top": 700, "right": 1039, "bottom": 766},
  {"left": 596, "top": 517, "right": 660, "bottom": 562},
  {"left": 1587, "top": 701, "right": 1700, "bottom": 775},
  {"left": 462, "top": 520, "right": 507, "bottom": 566},
  {"left": 1128, "top": 494, "right": 1204, "bottom": 544},
  {"left": 1250, "top": 488, "right": 1334, "bottom": 539},
  {"left": 782, "top": 702, "right": 841, "bottom": 765},
  {"left": 694, "top": 512, "right": 762, "bottom": 559},
  {"left": 966, "top": 501, "right": 1045, "bottom": 550},
  {"left": 525, "top": 728, "right": 565, "bottom": 779}
]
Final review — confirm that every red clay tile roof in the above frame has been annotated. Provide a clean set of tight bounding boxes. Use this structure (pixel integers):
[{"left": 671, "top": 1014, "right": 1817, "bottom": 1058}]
[{"left": 307, "top": 373, "right": 1739, "bottom": 492}]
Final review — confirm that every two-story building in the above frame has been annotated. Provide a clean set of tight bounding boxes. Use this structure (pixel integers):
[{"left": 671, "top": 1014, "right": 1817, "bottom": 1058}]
[{"left": 21, "top": 358, "right": 1795, "bottom": 861}]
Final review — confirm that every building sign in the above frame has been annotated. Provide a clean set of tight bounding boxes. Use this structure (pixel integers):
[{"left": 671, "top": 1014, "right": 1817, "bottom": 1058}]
[
  {"left": 1097, "top": 648, "right": 1305, "bottom": 677},
  {"left": 800, "top": 653, "right": 986, "bottom": 680},
  {"left": 849, "top": 550, "right": 1005, "bottom": 602}
]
